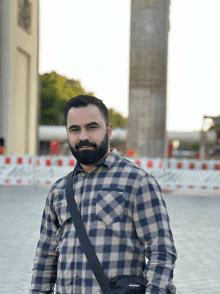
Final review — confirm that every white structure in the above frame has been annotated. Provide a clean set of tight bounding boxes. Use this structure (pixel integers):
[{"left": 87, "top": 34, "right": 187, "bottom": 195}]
[
  {"left": 0, "top": 0, "right": 39, "bottom": 155},
  {"left": 38, "top": 126, "right": 216, "bottom": 144}
]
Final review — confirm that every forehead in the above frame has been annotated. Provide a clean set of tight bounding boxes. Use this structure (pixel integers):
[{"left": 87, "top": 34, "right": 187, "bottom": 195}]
[{"left": 67, "top": 104, "right": 105, "bottom": 126}]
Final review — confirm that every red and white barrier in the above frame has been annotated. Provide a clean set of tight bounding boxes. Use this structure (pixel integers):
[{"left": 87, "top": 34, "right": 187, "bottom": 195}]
[
  {"left": 128, "top": 157, "right": 220, "bottom": 192},
  {"left": 0, "top": 155, "right": 33, "bottom": 185},
  {"left": 166, "top": 158, "right": 220, "bottom": 171},
  {"left": 0, "top": 155, "right": 75, "bottom": 186},
  {"left": 128, "top": 157, "right": 220, "bottom": 171},
  {"left": 33, "top": 156, "right": 75, "bottom": 185},
  {"left": 1, "top": 155, "right": 220, "bottom": 192},
  {"left": 158, "top": 170, "right": 220, "bottom": 192}
]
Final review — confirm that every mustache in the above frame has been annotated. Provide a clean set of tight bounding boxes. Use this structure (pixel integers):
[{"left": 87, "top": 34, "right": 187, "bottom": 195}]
[{"left": 75, "top": 140, "right": 97, "bottom": 150}]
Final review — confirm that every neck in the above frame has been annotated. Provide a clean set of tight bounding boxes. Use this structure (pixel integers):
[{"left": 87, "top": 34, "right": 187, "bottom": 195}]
[{"left": 81, "top": 164, "right": 95, "bottom": 173}]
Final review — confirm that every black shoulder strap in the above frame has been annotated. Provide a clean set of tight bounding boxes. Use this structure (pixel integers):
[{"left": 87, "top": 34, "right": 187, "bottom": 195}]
[{"left": 65, "top": 171, "right": 112, "bottom": 294}]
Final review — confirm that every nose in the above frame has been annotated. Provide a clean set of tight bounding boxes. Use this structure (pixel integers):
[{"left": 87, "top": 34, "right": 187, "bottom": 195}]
[{"left": 78, "top": 128, "right": 89, "bottom": 141}]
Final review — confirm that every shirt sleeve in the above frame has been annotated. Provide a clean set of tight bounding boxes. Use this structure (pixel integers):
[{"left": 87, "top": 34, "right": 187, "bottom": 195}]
[
  {"left": 133, "top": 173, "right": 177, "bottom": 294},
  {"left": 30, "top": 187, "right": 59, "bottom": 294}
]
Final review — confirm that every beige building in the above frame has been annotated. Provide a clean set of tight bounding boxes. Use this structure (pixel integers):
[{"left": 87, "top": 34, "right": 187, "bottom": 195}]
[{"left": 0, "top": 0, "right": 39, "bottom": 155}]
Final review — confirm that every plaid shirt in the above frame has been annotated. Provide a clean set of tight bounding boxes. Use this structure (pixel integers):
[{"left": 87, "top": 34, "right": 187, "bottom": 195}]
[{"left": 30, "top": 149, "right": 177, "bottom": 294}]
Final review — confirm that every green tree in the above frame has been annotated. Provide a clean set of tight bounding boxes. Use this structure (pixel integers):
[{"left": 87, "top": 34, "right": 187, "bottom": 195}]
[
  {"left": 40, "top": 71, "right": 127, "bottom": 129},
  {"left": 40, "top": 71, "right": 93, "bottom": 125},
  {"left": 209, "top": 124, "right": 220, "bottom": 133},
  {"left": 108, "top": 108, "right": 127, "bottom": 129}
]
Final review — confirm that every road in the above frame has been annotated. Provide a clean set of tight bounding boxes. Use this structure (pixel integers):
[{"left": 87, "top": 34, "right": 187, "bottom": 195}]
[{"left": 0, "top": 185, "right": 219, "bottom": 294}]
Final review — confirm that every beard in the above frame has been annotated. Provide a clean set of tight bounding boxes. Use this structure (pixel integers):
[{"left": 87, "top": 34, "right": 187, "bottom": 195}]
[{"left": 68, "top": 131, "right": 109, "bottom": 165}]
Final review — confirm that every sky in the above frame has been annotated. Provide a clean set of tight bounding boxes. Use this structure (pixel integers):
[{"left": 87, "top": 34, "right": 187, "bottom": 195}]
[{"left": 39, "top": 0, "right": 220, "bottom": 132}]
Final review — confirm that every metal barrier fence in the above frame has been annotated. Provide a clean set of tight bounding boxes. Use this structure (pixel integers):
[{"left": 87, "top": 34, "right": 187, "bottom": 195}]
[{"left": 1, "top": 155, "right": 220, "bottom": 192}]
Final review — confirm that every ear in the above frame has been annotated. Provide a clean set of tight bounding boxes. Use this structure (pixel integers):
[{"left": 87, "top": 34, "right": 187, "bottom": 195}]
[{"left": 107, "top": 123, "right": 113, "bottom": 139}]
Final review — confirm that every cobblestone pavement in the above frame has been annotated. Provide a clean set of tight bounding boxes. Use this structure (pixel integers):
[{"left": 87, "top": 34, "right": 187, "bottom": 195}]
[{"left": 0, "top": 185, "right": 220, "bottom": 294}]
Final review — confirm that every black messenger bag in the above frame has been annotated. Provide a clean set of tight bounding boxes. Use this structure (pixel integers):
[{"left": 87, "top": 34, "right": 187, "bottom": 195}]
[{"left": 65, "top": 171, "right": 146, "bottom": 294}]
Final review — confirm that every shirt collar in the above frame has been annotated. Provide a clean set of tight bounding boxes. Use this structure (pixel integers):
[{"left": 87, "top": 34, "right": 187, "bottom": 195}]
[{"left": 73, "top": 148, "right": 121, "bottom": 174}]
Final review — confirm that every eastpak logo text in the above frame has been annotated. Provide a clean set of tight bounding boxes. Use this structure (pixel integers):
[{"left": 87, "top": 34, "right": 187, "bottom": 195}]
[{"left": 129, "top": 284, "right": 140, "bottom": 288}]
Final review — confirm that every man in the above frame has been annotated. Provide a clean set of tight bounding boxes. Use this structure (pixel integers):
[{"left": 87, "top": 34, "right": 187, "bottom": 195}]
[{"left": 30, "top": 95, "right": 177, "bottom": 294}]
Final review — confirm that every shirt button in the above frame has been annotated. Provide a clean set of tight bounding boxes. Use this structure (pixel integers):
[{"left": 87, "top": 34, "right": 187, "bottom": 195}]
[
  {"left": 75, "top": 275, "right": 79, "bottom": 279},
  {"left": 77, "top": 249, "right": 81, "bottom": 253}
]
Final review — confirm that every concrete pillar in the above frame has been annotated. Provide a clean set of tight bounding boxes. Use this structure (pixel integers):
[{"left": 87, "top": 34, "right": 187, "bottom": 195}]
[
  {"left": 0, "top": 0, "right": 39, "bottom": 155},
  {"left": 127, "top": 0, "right": 170, "bottom": 158}
]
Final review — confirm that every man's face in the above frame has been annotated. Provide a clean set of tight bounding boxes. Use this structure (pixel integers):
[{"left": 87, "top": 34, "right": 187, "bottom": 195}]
[{"left": 66, "top": 104, "right": 112, "bottom": 165}]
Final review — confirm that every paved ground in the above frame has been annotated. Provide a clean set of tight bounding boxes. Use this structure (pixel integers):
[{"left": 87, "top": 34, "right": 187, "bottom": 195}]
[{"left": 0, "top": 185, "right": 220, "bottom": 294}]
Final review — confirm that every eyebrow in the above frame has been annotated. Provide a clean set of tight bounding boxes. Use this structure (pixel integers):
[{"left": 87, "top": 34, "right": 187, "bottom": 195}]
[
  {"left": 68, "top": 121, "right": 100, "bottom": 131},
  {"left": 87, "top": 121, "right": 100, "bottom": 127},
  {"left": 68, "top": 124, "right": 78, "bottom": 131}
]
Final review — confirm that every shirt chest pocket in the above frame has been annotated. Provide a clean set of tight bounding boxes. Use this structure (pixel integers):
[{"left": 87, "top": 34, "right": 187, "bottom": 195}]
[{"left": 95, "top": 190, "right": 127, "bottom": 226}]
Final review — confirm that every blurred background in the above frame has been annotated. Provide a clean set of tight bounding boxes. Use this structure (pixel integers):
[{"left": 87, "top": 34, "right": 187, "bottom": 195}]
[{"left": 0, "top": 0, "right": 220, "bottom": 160}]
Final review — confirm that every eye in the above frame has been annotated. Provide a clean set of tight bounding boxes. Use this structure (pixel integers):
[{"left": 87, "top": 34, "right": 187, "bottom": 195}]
[
  {"left": 88, "top": 125, "right": 99, "bottom": 130},
  {"left": 70, "top": 128, "right": 79, "bottom": 133}
]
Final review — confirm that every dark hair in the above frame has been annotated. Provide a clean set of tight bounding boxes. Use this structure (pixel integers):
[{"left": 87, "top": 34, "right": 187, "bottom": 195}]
[{"left": 64, "top": 95, "right": 109, "bottom": 126}]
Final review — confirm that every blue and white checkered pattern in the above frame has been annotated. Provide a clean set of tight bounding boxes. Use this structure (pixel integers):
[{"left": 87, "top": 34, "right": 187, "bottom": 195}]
[{"left": 30, "top": 149, "right": 177, "bottom": 294}]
